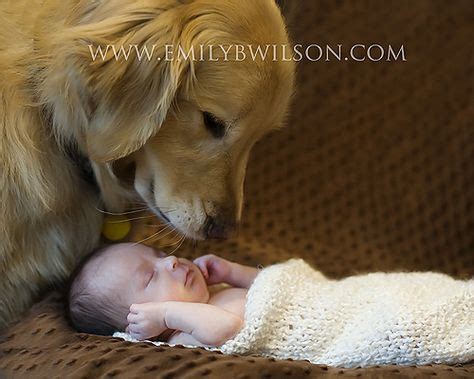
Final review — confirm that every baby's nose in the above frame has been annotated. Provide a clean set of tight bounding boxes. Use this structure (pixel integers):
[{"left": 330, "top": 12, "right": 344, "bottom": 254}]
[{"left": 164, "top": 256, "right": 178, "bottom": 271}]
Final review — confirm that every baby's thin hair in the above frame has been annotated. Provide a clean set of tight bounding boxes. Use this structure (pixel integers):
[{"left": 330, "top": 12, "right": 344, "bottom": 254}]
[{"left": 66, "top": 245, "right": 128, "bottom": 335}]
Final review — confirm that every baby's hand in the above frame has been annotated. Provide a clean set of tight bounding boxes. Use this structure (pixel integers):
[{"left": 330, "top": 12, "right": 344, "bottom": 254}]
[
  {"left": 193, "top": 254, "right": 234, "bottom": 285},
  {"left": 126, "top": 303, "right": 168, "bottom": 340}
]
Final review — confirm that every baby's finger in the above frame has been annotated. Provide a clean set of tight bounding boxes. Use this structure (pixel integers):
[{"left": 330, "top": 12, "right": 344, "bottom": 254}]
[
  {"left": 127, "top": 326, "right": 136, "bottom": 336},
  {"left": 194, "top": 254, "right": 214, "bottom": 263},
  {"left": 193, "top": 256, "right": 204, "bottom": 265},
  {"left": 127, "top": 312, "right": 139, "bottom": 324},
  {"left": 200, "top": 264, "right": 209, "bottom": 278},
  {"left": 193, "top": 259, "right": 209, "bottom": 278}
]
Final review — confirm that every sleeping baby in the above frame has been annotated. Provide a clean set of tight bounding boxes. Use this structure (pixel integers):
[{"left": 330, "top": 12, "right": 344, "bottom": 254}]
[
  {"left": 68, "top": 242, "right": 254, "bottom": 346},
  {"left": 68, "top": 243, "right": 473, "bottom": 368}
]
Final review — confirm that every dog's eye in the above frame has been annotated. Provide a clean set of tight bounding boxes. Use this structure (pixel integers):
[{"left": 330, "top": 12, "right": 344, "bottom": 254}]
[{"left": 203, "top": 112, "right": 226, "bottom": 139}]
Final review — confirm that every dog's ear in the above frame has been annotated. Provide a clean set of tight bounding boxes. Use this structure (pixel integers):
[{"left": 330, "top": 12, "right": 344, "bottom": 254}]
[
  {"left": 85, "top": 44, "right": 185, "bottom": 163},
  {"left": 42, "top": 4, "right": 192, "bottom": 162}
]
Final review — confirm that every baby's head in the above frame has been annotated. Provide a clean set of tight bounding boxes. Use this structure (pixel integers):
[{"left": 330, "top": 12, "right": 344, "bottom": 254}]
[{"left": 67, "top": 243, "right": 209, "bottom": 335}]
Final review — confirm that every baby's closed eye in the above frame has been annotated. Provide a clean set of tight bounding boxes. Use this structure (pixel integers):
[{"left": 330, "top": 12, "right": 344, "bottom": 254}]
[{"left": 146, "top": 271, "right": 155, "bottom": 287}]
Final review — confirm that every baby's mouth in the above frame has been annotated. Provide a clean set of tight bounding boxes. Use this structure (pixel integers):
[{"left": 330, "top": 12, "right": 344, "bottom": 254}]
[{"left": 184, "top": 268, "right": 193, "bottom": 287}]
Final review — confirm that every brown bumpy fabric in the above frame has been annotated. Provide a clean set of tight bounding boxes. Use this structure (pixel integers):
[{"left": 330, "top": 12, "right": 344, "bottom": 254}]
[{"left": 1, "top": 1, "right": 473, "bottom": 378}]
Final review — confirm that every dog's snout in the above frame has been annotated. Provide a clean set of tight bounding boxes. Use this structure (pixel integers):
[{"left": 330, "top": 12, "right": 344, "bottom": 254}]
[{"left": 204, "top": 215, "right": 237, "bottom": 239}]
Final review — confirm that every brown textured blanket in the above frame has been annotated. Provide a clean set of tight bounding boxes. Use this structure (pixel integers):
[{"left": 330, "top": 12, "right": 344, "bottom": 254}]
[{"left": 1, "top": 1, "right": 473, "bottom": 378}]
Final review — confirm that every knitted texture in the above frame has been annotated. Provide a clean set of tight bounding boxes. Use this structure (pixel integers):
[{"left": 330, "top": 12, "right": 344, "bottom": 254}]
[{"left": 220, "top": 259, "right": 474, "bottom": 368}]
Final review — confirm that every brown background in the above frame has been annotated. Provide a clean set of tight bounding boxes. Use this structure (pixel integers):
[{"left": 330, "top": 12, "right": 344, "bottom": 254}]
[{"left": 1, "top": 0, "right": 473, "bottom": 377}]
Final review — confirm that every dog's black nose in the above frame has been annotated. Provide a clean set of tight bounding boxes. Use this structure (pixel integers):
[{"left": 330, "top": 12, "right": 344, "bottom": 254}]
[{"left": 204, "top": 216, "right": 237, "bottom": 239}]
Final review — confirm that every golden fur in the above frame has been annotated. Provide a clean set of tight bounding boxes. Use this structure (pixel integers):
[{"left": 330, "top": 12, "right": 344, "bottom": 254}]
[{"left": 0, "top": 0, "right": 294, "bottom": 328}]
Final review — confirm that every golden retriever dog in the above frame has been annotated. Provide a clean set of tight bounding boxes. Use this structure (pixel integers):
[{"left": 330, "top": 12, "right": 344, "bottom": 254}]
[{"left": 0, "top": 0, "right": 295, "bottom": 328}]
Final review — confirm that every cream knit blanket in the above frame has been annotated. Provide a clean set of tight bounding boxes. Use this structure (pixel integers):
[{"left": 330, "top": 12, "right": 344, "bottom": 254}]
[
  {"left": 114, "top": 259, "right": 473, "bottom": 367},
  {"left": 219, "top": 259, "right": 474, "bottom": 367}
]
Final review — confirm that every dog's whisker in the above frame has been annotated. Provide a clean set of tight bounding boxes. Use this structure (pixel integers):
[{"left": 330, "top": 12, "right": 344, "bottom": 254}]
[
  {"left": 144, "top": 224, "right": 167, "bottom": 228},
  {"left": 165, "top": 208, "right": 178, "bottom": 213},
  {"left": 144, "top": 219, "right": 178, "bottom": 231},
  {"left": 167, "top": 233, "right": 186, "bottom": 256},
  {"left": 131, "top": 226, "right": 170, "bottom": 246},
  {"left": 149, "top": 205, "right": 178, "bottom": 212},
  {"left": 167, "top": 234, "right": 184, "bottom": 248},
  {"left": 127, "top": 198, "right": 179, "bottom": 213},
  {"left": 104, "top": 214, "right": 157, "bottom": 223},
  {"left": 165, "top": 229, "right": 183, "bottom": 255},
  {"left": 131, "top": 203, "right": 178, "bottom": 213},
  {"left": 96, "top": 207, "right": 149, "bottom": 216},
  {"left": 141, "top": 223, "right": 178, "bottom": 245},
  {"left": 125, "top": 200, "right": 177, "bottom": 211}
]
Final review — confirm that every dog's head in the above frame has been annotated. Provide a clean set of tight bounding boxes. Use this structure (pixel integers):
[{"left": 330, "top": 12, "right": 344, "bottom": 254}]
[{"left": 41, "top": 0, "right": 295, "bottom": 240}]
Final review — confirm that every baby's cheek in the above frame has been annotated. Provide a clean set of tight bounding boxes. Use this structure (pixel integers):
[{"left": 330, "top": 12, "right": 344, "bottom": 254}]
[
  {"left": 142, "top": 284, "right": 165, "bottom": 303},
  {"left": 160, "top": 283, "right": 183, "bottom": 302}
]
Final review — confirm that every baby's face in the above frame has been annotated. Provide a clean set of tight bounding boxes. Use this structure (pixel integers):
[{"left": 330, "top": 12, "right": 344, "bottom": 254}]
[{"left": 92, "top": 243, "right": 209, "bottom": 308}]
